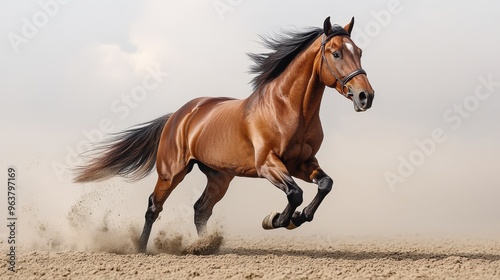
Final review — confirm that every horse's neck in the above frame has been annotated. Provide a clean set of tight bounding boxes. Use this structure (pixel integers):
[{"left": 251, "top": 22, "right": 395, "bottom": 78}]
[{"left": 253, "top": 39, "right": 325, "bottom": 124}]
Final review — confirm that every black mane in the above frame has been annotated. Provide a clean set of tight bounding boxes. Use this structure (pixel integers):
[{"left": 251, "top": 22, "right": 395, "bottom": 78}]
[{"left": 248, "top": 25, "right": 347, "bottom": 91}]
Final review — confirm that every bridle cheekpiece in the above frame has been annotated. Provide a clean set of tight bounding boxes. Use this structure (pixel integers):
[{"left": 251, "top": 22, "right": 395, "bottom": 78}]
[{"left": 320, "top": 31, "right": 367, "bottom": 96}]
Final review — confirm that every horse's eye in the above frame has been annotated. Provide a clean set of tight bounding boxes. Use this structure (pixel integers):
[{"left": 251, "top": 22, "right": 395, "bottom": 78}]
[{"left": 332, "top": 51, "right": 341, "bottom": 59}]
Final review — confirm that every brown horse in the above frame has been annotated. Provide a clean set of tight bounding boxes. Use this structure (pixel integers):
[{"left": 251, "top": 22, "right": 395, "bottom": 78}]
[{"left": 75, "top": 16, "right": 374, "bottom": 253}]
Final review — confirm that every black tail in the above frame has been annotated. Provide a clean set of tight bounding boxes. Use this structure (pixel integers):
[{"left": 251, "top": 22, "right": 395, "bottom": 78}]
[{"left": 74, "top": 114, "right": 172, "bottom": 183}]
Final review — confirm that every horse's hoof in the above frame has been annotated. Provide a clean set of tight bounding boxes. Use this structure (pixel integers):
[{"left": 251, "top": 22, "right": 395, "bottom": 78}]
[
  {"left": 286, "top": 220, "right": 298, "bottom": 230},
  {"left": 262, "top": 212, "right": 279, "bottom": 230}
]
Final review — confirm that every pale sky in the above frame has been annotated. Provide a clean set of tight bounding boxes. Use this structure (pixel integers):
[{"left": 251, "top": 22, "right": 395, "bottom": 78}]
[{"left": 1, "top": 1, "right": 500, "bottom": 246}]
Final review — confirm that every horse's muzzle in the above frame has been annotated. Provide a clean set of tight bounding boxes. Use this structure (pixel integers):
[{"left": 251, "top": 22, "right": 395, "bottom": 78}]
[{"left": 349, "top": 90, "right": 374, "bottom": 112}]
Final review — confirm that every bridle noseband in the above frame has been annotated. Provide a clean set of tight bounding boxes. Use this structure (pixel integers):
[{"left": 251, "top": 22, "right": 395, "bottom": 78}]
[{"left": 320, "top": 34, "right": 366, "bottom": 96}]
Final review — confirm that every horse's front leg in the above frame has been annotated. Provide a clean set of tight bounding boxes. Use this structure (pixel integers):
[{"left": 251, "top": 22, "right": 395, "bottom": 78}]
[
  {"left": 287, "top": 159, "right": 333, "bottom": 229},
  {"left": 259, "top": 153, "right": 304, "bottom": 229}
]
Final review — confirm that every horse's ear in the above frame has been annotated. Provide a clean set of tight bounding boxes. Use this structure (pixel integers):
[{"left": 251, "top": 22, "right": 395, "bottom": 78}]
[
  {"left": 344, "top": 17, "right": 355, "bottom": 36},
  {"left": 323, "top": 16, "right": 332, "bottom": 36}
]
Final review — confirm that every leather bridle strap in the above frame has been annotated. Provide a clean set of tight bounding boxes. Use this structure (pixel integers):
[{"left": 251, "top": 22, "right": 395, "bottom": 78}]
[{"left": 320, "top": 34, "right": 366, "bottom": 96}]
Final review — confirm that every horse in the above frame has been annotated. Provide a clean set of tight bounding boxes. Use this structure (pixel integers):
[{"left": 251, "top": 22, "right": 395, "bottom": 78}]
[{"left": 75, "top": 16, "right": 374, "bottom": 253}]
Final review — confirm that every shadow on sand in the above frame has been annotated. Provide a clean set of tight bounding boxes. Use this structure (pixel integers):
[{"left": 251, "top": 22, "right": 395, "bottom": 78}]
[{"left": 218, "top": 247, "right": 500, "bottom": 262}]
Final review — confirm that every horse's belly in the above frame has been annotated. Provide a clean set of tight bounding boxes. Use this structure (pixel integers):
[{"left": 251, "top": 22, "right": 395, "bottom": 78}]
[{"left": 193, "top": 133, "right": 257, "bottom": 176}]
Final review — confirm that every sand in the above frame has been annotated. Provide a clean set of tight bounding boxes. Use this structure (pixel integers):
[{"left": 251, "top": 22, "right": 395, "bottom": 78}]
[{"left": 2, "top": 234, "right": 499, "bottom": 279}]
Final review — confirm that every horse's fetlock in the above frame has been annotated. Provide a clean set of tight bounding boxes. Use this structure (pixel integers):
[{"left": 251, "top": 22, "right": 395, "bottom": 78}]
[{"left": 304, "top": 212, "right": 314, "bottom": 222}]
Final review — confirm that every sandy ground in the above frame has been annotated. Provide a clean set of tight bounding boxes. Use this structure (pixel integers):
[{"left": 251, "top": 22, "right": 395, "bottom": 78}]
[{"left": 1, "top": 234, "right": 499, "bottom": 280}]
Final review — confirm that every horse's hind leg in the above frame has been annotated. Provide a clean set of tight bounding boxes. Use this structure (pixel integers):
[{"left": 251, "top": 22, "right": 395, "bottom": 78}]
[
  {"left": 194, "top": 164, "right": 233, "bottom": 236},
  {"left": 138, "top": 164, "right": 192, "bottom": 253}
]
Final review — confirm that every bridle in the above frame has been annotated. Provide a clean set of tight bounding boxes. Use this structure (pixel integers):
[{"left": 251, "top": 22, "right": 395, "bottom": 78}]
[{"left": 320, "top": 33, "right": 367, "bottom": 96}]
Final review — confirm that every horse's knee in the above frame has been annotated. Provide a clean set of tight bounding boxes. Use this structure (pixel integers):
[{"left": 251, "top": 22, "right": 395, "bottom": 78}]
[
  {"left": 287, "top": 187, "right": 303, "bottom": 207},
  {"left": 318, "top": 176, "right": 333, "bottom": 194}
]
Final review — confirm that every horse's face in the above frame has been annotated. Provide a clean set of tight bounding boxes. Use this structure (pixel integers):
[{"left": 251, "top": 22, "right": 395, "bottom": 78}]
[{"left": 319, "top": 17, "right": 374, "bottom": 112}]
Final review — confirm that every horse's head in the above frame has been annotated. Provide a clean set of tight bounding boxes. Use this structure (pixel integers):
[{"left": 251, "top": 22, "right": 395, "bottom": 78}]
[{"left": 319, "top": 17, "right": 374, "bottom": 112}]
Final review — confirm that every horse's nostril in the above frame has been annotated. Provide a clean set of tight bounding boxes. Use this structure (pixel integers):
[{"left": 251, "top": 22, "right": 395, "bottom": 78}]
[
  {"left": 358, "top": 92, "right": 367, "bottom": 106},
  {"left": 359, "top": 92, "right": 367, "bottom": 101}
]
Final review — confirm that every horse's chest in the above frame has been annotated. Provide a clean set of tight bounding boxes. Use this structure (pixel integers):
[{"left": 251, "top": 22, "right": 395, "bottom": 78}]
[
  {"left": 283, "top": 124, "right": 322, "bottom": 159},
  {"left": 284, "top": 142, "right": 314, "bottom": 163}
]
